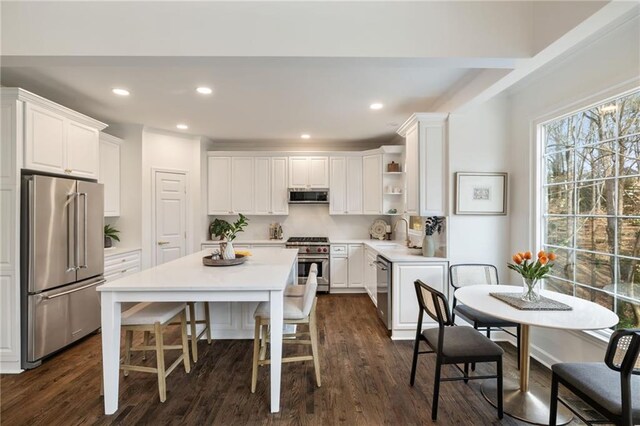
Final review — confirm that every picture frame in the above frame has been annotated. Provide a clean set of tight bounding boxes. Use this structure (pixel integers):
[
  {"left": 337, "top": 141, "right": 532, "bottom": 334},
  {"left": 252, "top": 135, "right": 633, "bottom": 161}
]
[{"left": 455, "top": 172, "right": 507, "bottom": 215}]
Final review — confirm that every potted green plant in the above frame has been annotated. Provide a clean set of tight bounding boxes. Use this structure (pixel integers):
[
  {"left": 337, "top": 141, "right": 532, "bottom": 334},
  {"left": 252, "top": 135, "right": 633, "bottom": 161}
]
[
  {"left": 209, "top": 214, "right": 249, "bottom": 259},
  {"left": 104, "top": 224, "right": 120, "bottom": 248}
]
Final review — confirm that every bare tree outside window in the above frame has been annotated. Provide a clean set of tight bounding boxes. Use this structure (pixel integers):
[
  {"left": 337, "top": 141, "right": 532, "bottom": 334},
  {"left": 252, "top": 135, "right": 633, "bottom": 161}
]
[{"left": 542, "top": 89, "right": 640, "bottom": 329}]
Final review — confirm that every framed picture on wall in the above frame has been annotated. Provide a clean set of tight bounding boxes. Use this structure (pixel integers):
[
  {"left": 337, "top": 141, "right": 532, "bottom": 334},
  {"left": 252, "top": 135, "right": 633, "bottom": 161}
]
[{"left": 455, "top": 172, "right": 507, "bottom": 215}]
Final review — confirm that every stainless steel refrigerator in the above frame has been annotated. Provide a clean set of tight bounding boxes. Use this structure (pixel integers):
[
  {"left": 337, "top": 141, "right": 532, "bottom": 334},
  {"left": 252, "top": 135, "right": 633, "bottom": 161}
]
[{"left": 21, "top": 173, "right": 105, "bottom": 369}]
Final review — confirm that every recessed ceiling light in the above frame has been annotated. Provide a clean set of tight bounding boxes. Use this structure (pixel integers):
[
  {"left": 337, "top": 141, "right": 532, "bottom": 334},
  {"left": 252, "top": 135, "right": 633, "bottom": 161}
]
[
  {"left": 196, "top": 87, "right": 212, "bottom": 95},
  {"left": 176, "top": 124, "right": 189, "bottom": 130},
  {"left": 370, "top": 102, "right": 383, "bottom": 110},
  {"left": 112, "top": 88, "right": 130, "bottom": 96},
  {"left": 301, "top": 134, "right": 311, "bottom": 139}
]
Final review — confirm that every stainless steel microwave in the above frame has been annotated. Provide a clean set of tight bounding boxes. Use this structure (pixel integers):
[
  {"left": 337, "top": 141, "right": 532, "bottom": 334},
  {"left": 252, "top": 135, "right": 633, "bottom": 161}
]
[{"left": 288, "top": 188, "right": 329, "bottom": 204}]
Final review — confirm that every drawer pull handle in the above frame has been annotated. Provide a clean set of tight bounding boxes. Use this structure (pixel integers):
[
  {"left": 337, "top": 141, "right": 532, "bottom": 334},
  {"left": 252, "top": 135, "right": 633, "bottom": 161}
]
[{"left": 121, "top": 269, "right": 127, "bottom": 273}]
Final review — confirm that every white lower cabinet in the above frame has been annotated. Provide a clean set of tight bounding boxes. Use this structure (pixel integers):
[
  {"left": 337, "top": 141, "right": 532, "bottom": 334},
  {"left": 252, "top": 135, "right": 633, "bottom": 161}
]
[
  {"left": 364, "top": 248, "right": 378, "bottom": 305},
  {"left": 104, "top": 249, "right": 142, "bottom": 282},
  {"left": 392, "top": 262, "right": 447, "bottom": 337},
  {"left": 330, "top": 244, "right": 365, "bottom": 292}
]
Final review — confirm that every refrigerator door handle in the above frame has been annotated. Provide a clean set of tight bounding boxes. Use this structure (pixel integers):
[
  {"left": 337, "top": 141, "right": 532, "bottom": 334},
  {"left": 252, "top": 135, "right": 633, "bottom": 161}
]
[
  {"left": 44, "top": 279, "right": 105, "bottom": 300},
  {"left": 78, "top": 192, "right": 88, "bottom": 269},
  {"left": 67, "top": 192, "right": 79, "bottom": 272}
]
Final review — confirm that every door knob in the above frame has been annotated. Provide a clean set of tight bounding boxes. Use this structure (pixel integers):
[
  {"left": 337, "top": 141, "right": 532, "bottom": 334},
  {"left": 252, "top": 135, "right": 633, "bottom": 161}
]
[{"left": 158, "top": 241, "right": 170, "bottom": 245}]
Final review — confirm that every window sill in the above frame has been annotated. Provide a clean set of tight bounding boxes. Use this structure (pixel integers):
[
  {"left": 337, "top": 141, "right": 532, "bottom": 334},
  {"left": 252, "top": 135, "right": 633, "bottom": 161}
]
[{"left": 568, "top": 328, "right": 611, "bottom": 348}]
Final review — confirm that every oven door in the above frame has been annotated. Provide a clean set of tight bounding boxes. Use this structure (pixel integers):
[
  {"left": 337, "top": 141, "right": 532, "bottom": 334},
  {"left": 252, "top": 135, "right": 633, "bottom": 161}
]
[{"left": 297, "top": 256, "right": 329, "bottom": 290}]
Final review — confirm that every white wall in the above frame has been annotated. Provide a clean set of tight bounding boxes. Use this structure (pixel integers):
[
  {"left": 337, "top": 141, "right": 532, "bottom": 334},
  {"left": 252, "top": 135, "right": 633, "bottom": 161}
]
[
  {"left": 141, "top": 128, "right": 202, "bottom": 269},
  {"left": 448, "top": 96, "right": 511, "bottom": 280},
  {"left": 104, "top": 123, "right": 143, "bottom": 250},
  {"left": 507, "top": 15, "right": 640, "bottom": 364}
]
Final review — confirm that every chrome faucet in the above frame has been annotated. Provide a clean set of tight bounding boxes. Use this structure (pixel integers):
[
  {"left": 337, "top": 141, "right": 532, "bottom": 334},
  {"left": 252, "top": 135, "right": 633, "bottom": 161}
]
[{"left": 394, "top": 218, "right": 411, "bottom": 247}]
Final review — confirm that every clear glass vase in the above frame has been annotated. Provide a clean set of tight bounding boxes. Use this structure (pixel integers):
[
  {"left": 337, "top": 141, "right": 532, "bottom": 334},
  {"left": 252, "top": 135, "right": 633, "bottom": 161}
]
[{"left": 521, "top": 277, "right": 540, "bottom": 302}]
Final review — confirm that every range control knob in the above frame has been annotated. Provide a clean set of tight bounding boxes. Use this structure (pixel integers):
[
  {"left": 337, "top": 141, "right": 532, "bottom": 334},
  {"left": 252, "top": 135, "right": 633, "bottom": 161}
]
[
  {"left": 306, "top": 248, "right": 311, "bottom": 253},
  {"left": 323, "top": 248, "right": 328, "bottom": 253}
]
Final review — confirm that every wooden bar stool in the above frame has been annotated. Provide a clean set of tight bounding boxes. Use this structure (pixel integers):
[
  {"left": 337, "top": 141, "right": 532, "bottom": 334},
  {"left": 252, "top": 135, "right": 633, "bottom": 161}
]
[
  {"left": 186, "top": 302, "right": 212, "bottom": 363},
  {"left": 120, "top": 302, "right": 191, "bottom": 402},
  {"left": 251, "top": 268, "right": 321, "bottom": 393}
]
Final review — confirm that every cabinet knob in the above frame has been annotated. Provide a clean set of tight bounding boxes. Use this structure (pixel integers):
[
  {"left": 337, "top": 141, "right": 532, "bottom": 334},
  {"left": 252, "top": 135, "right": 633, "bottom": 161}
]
[
  {"left": 229, "top": 211, "right": 233, "bottom": 214},
  {"left": 64, "top": 168, "right": 72, "bottom": 174},
  {"left": 121, "top": 269, "right": 127, "bottom": 274}
]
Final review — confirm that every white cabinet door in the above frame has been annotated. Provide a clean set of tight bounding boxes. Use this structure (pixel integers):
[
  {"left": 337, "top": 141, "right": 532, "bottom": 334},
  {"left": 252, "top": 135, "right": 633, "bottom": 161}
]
[
  {"left": 329, "top": 157, "right": 346, "bottom": 215},
  {"left": 330, "top": 255, "right": 348, "bottom": 289},
  {"left": 394, "top": 263, "right": 447, "bottom": 330},
  {"left": 99, "top": 137, "right": 121, "bottom": 217},
  {"left": 24, "top": 103, "right": 66, "bottom": 174},
  {"left": 347, "top": 244, "right": 364, "bottom": 288},
  {"left": 231, "top": 157, "right": 254, "bottom": 214},
  {"left": 289, "top": 157, "right": 308, "bottom": 188},
  {"left": 308, "top": 157, "right": 329, "bottom": 188},
  {"left": 365, "top": 249, "right": 378, "bottom": 305},
  {"left": 346, "top": 156, "right": 363, "bottom": 214},
  {"left": 254, "top": 157, "right": 271, "bottom": 215},
  {"left": 208, "top": 156, "right": 232, "bottom": 215},
  {"left": 405, "top": 125, "right": 419, "bottom": 215},
  {"left": 66, "top": 120, "right": 99, "bottom": 178},
  {"left": 271, "top": 157, "right": 289, "bottom": 215},
  {"left": 362, "top": 154, "right": 382, "bottom": 215},
  {"left": 421, "top": 123, "right": 447, "bottom": 216}
]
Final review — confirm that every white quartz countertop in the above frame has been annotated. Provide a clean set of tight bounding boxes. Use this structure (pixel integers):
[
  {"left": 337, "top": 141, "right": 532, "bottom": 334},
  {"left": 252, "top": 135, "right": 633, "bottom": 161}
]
[
  {"left": 104, "top": 247, "right": 141, "bottom": 257},
  {"left": 98, "top": 248, "right": 298, "bottom": 292},
  {"left": 331, "top": 240, "right": 447, "bottom": 263}
]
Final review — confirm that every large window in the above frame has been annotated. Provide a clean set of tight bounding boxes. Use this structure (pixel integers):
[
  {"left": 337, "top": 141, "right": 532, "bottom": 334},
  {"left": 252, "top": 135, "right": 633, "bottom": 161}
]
[{"left": 541, "top": 89, "right": 640, "bottom": 329}]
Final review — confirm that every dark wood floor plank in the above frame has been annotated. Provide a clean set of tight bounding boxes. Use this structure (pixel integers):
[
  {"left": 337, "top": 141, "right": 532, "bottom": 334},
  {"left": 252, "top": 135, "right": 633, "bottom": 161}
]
[{"left": 1, "top": 294, "right": 587, "bottom": 425}]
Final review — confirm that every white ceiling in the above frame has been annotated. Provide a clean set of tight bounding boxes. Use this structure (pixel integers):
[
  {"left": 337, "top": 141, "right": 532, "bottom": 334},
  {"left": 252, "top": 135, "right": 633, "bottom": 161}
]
[
  {"left": 0, "top": 58, "right": 472, "bottom": 143},
  {"left": 1, "top": 0, "right": 626, "bottom": 144}
]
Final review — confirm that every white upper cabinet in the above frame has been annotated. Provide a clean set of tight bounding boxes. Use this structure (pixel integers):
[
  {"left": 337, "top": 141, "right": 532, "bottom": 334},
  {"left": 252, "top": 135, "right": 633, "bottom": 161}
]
[
  {"left": 362, "top": 154, "right": 382, "bottom": 215},
  {"left": 288, "top": 156, "right": 328, "bottom": 189},
  {"left": 99, "top": 133, "right": 122, "bottom": 217},
  {"left": 271, "top": 157, "right": 289, "bottom": 215},
  {"left": 208, "top": 156, "right": 232, "bottom": 215},
  {"left": 231, "top": 157, "right": 254, "bottom": 214},
  {"left": 397, "top": 113, "right": 448, "bottom": 217},
  {"left": 404, "top": 126, "right": 419, "bottom": 215},
  {"left": 308, "top": 157, "right": 329, "bottom": 188},
  {"left": 208, "top": 155, "right": 288, "bottom": 216},
  {"left": 23, "top": 95, "right": 106, "bottom": 178},
  {"left": 330, "top": 156, "right": 362, "bottom": 215},
  {"left": 254, "top": 157, "right": 271, "bottom": 215},
  {"left": 66, "top": 121, "right": 99, "bottom": 178},
  {"left": 346, "top": 156, "right": 363, "bottom": 214},
  {"left": 329, "top": 157, "right": 346, "bottom": 214},
  {"left": 24, "top": 103, "right": 66, "bottom": 174}
]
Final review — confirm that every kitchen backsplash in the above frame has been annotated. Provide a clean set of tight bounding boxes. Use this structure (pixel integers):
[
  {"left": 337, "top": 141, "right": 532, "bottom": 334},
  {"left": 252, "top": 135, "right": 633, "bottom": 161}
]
[{"left": 206, "top": 204, "right": 390, "bottom": 241}]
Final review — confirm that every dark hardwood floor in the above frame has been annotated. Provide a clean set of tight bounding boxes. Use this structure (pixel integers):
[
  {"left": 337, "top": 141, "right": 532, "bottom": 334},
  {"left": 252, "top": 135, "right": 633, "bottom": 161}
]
[{"left": 1, "top": 295, "right": 589, "bottom": 425}]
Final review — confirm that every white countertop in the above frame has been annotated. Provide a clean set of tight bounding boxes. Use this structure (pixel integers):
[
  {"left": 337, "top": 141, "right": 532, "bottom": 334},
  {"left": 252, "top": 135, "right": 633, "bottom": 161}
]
[
  {"left": 331, "top": 239, "right": 447, "bottom": 263},
  {"left": 104, "top": 247, "right": 141, "bottom": 257},
  {"left": 455, "top": 285, "right": 619, "bottom": 330},
  {"left": 98, "top": 248, "right": 298, "bottom": 292}
]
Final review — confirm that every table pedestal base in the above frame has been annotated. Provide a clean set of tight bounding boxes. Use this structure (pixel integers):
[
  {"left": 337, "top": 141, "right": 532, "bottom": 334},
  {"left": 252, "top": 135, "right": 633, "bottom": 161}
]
[{"left": 481, "top": 378, "right": 572, "bottom": 425}]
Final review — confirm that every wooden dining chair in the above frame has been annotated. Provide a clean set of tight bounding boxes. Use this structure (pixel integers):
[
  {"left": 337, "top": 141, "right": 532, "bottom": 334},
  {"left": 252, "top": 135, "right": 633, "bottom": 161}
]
[
  {"left": 550, "top": 329, "right": 640, "bottom": 426},
  {"left": 251, "top": 267, "right": 321, "bottom": 393},
  {"left": 120, "top": 302, "right": 191, "bottom": 402},
  {"left": 410, "top": 279, "right": 504, "bottom": 421},
  {"left": 449, "top": 264, "right": 521, "bottom": 370}
]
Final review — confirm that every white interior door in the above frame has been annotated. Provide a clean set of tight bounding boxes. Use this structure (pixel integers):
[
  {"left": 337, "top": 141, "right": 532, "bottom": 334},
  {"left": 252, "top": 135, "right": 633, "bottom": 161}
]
[{"left": 155, "top": 171, "right": 187, "bottom": 265}]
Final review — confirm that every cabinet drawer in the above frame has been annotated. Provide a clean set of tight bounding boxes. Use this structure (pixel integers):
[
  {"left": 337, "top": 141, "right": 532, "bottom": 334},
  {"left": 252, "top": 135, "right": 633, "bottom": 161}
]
[
  {"left": 105, "top": 266, "right": 140, "bottom": 282},
  {"left": 104, "top": 251, "right": 141, "bottom": 268},
  {"left": 105, "top": 259, "right": 139, "bottom": 276},
  {"left": 331, "top": 244, "right": 347, "bottom": 254}
]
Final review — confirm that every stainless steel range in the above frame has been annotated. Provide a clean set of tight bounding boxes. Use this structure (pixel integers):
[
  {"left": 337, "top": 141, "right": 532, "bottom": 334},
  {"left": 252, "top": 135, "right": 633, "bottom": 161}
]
[{"left": 286, "top": 237, "right": 330, "bottom": 292}]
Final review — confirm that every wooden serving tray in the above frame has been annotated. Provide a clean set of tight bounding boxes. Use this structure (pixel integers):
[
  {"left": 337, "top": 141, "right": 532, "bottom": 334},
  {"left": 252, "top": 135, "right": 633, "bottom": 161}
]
[{"left": 202, "top": 254, "right": 248, "bottom": 267}]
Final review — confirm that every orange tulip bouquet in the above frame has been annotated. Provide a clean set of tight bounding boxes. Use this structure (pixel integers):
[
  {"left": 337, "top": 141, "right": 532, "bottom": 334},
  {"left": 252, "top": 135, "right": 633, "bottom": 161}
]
[{"left": 507, "top": 250, "right": 556, "bottom": 302}]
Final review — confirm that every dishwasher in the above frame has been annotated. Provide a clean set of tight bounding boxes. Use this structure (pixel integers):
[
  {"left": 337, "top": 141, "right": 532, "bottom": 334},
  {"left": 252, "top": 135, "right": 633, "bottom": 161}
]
[{"left": 375, "top": 256, "right": 392, "bottom": 330}]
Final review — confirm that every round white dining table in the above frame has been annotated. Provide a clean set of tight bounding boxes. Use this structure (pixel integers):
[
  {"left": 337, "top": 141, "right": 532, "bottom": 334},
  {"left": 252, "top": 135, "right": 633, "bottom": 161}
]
[{"left": 455, "top": 285, "right": 619, "bottom": 425}]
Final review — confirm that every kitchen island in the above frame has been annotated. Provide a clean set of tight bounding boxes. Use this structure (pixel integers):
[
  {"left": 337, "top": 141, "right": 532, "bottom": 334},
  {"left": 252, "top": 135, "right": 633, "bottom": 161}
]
[{"left": 97, "top": 248, "right": 298, "bottom": 415}]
